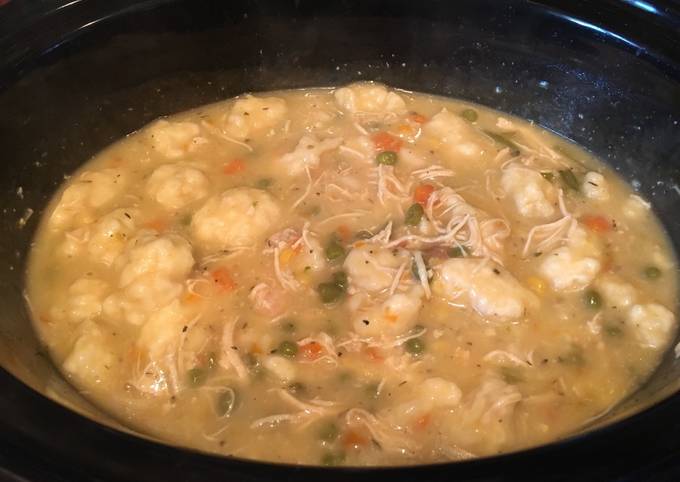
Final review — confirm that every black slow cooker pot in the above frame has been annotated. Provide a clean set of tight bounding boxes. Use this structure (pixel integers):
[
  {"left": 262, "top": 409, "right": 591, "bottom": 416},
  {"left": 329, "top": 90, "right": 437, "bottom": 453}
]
[{"left": 1, "top": 1, "right": 680, "bottom": 480}]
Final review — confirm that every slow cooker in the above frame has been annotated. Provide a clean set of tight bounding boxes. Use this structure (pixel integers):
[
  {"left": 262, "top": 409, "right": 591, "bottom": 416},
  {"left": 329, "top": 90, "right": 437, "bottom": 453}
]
[{"left": 1, "top": 0, "right": 680, "bottom": 480}]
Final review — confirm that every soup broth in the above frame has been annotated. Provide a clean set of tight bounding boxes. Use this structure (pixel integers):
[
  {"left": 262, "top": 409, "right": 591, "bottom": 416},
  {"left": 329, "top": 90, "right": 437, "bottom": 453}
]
[{"left": 26, "top": 83, "right": 678, "bottom": 465}]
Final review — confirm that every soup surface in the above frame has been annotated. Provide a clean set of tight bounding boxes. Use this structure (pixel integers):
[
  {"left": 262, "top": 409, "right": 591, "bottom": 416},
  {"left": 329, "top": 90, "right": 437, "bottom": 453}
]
[{"left": 26, "top": 83, "right": 678, "bottom": 465}]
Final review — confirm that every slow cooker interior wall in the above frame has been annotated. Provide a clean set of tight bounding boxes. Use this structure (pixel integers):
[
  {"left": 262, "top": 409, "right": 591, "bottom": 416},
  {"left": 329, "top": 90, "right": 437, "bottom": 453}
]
[{"left": 1, "top": 0, "right": 680, "bottom": 459}]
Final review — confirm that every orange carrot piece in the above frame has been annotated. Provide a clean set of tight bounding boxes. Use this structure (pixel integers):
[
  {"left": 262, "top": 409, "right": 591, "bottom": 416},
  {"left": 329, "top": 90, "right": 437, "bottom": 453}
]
[
  {"left": 365, "top": 346, "right": 384, "bottom": 362},
  {"left": 413, "top": 184, "right": 435, "bottom": 205},
  {"left": 223, "top": 158, "right": 246, "bottom": 175},
  {"left": 412, "top": 413, "right": 432, "bottom": 431},
  {"left": 342, "top": 429, "right": 369, "bottom": 449},
  {"left": 371, "top": 131, "right": 403, "bottom": 152},
  {"left": 183, "top": 292, "right": 201, "bottom": 304},
  {"left": 409, "top": 113, "right": 428, "bottom": 124},
  {"left": 210, "top": 267, "right": 236, "bottom": 291},
  {"left": 299, "top": 341, "right": 323, "bottom": 361},
  {"left": 145, "top": 218, "right": 168, "bottom": 232},
  {"left": 581, "top": 214, "right": 612, "bottom": 233},
  {"left": 337, "top": 224, "right": 352, "bottom": 242}
]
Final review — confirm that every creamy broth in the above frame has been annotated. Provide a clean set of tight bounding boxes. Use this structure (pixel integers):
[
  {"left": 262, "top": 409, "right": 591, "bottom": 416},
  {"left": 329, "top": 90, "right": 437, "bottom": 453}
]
[{"left": 26, "top": 83, "right": 678, "bottom": 465}]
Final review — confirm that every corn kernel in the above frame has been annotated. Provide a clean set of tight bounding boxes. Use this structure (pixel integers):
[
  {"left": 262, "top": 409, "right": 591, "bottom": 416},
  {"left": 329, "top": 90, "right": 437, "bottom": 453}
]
[
  {"left": 279, "top": 247, "right": 296, "bottom": 267},
  {"left": 527, "top": 276, "right": 546, "bottom": 294}
]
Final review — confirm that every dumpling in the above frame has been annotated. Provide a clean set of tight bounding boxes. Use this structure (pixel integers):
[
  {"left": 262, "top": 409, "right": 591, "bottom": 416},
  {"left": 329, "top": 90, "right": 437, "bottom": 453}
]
[
  {"left": 223, "top": 95, "right": 287, "bottom": 139},
  {"left": 147, "top": 120, "right": 202, "bottom": 159},
  {"left": 146, "top": 163, "right": 210, "bottom": 210},
  {"left": 422, "top": 109, "right": 496, "bottom": 161},
  {"left": 63, "top": 323, "right": 117, "bottom": 386},
  {"left": 191, "top": 187, "right": 281, "bottom": 252},
  {"left": 279, "top": 135, "right": 342, "bottom": 176},
  {"left": 435, "top": 258, "right": 537, "bottom": 321},
  {"left": 351, "top": 287, "right": 425, "bottom": 337},
  {"left": 334, "top": 83, "right": 407, "bottom": 117},
  {"left": 50, "top": 169, "right": 127, "bottom": 230},
  {"left": 501, "top": 165, "right": 557, "bottom": 218},
  {"left": 118, "top": 232, "right": 194, "bottom": 287},
  {"left": 344, "top": 243, "right": 411, "bottom": 293},
  {"left": 540, "top": 226, "right": 601, "bottom": 291},
  {"left": 627, "top": 303, "right": 675, "bottom": 349}
]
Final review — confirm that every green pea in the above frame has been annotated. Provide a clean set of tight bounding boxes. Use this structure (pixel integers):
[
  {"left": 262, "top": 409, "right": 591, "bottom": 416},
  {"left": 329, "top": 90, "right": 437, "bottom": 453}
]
[
  {"left": 584, "top": 289, "right": 602, "bottom": 310},
  {"left": 447, "top": 245, "right": 467, "bottom": 258},
  {"left": 180, "top": 214, "right": 192, "bottom": 226},
  {"left": 332, "top": 271, "right": 348, "bottom": 289},
  {"left": 255, "top": 178, "right": 273, "bottom": 189},
  {"left": 404, "top": 203, "right": 424, "bottom": 226},
  {"left": 187, "top": 367, "right": 207, "bottom": 387},
  {"left": 243, "top": 354, "right": 265, "bottom": 378},
  {"left": 287, "top": 381, "right": 306, "bottom": 394},
  {"left": 319, "top": 422, "right": 340, "bottom": 442},
  {"left": 404, "top": 337, "right": 425, "bottom": 356},
  {"left": 644, "top": 266, "right": 662, "bottom": 279},
  {"left": 461, "top": 109, "right": 478, "bottom": 122},
  {"left": 337, "top": 371, "right": 353, "bottom": 383},
  {"left": 277, "top": 340, "right": 298, "bottom": 358},
  {"left": 320, "top": 450, "right": 346, "bottom": 466},
  {"left": 540, "top": 172, "right": 555, "bottom": 182},
  {"left": 559, "top": 169, "right": 580, "bottom": 191},
  {"left": 376, "top": 150, "right": 398, "bottom": 165},
  {"left": 484, "top": 130, "right": 520, "bottom": 156},
  {"left": 318, "top": 282, "right": 345, "bottom": 303},
  {"left": 215, "top": 388, "right": 237, "bottom": 417},
  {"left": 325, "top": 237, "right": 346, "bottom": 262},
  {"left": 557, "top": 345, "right": 585, "bottom": 366},
  {"left": 500, "top": 366, "right": 523, "bottom": 384},
  {"left": 603, "top": 322, "right": 624, "bottom": 337},
  {"left": 318, "top": 422, "right": 339, "bottom": 442},
  {"left": 365, "top": 381, "right": 381, "bottom": 400}
]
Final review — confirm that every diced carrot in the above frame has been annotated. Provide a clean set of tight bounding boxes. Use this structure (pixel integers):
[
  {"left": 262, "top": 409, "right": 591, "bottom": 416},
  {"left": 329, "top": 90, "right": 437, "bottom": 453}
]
[
  {"left": 250, "top": 343, "right": 262, "bottom": 354},
  {"left": 412, "top": 413, "right": 432, "bottom": 431},
  {"left": 337, "top": 224, "right": 352, "bottom": 242},
  {"left": 145, "top": 218, "right": 168, "bottom": 232},
  {"left": 413, "top": 184, "right": 435, "bottom": 205},
  {"left": 581, "top": 214, "right": 612, "bottom": 233},
  {"left": 365, "top": 346, "right": 384, "bottom": 362},
  {"left": 223, "top": 158, "right": 246, "bottom": 175},
  {"left": 299, "top": 341, "right": 323, "bottom": 361},
  {"left": 397, "top": 124, "right": 413, "bottom": 135},
  {"left": 526, "top": 276, "right": 546, "bottom": 295},
  {"left": 342, "top": 429, "right": 369, "bottom": 449},
  {"left": 371, "top": 131, "right": 403, "bottom": 152},
  {"left": 279, "top": 247, "right": 297, "bottom": 267},
  {"left": 409, "top": 113, "right": 428, "bottom": 124},
  {"left": 210, "top": 267, "right": 236, "bottom": 291},
  {"left": 383, "top": 309, "right": 398, "bottom": 323}
]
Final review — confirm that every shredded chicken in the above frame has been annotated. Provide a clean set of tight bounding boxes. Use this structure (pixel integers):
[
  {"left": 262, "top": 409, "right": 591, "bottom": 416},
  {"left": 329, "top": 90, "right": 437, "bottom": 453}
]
[
  {"left": 220, "top": 318, "right": 249, "bottom": 380},
  {"left": 250, "top": 389, "right": 338, "bottom": 429},
  {"left": 345, "top": 408, "right": 418, "bottom": 453},
  {"left": 522, "top": 190, "right": 576, "bottom": 257}
]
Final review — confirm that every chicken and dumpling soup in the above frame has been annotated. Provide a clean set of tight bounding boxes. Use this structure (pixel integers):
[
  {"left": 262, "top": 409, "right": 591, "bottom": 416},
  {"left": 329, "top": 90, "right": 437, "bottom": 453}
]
[{"left": 26, "top": 83, "right": 678, "bottom": 465}]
